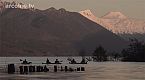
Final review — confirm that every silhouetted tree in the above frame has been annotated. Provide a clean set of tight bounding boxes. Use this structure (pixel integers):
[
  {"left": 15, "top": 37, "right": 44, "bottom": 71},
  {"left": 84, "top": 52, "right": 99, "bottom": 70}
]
[
  {"left": 108, "top": 52, "right": 121, "bottom": 61},
  {"left": 92, "top": 45, "right": 107, "bottom": 62},
  {"left": 121, "top": 39, "right": 145, "bottom": 62}
]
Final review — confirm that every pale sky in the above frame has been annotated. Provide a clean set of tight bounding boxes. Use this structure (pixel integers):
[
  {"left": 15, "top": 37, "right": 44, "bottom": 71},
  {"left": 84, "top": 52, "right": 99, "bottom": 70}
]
[{"left": 3, "top": 0, "right": 145, "bottom": 20}]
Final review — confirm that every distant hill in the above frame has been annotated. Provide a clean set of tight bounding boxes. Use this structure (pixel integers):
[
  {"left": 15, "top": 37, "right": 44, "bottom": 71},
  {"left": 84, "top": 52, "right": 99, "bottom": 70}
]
[{"left": 0, "top": 3, "right": 127, "bottom": 56}]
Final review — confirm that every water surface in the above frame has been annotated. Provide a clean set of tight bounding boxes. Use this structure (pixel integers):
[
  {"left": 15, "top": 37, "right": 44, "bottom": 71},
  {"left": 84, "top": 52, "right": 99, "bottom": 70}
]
[{"left": 0, "top": 57, "right": 145, "bottom": 80}]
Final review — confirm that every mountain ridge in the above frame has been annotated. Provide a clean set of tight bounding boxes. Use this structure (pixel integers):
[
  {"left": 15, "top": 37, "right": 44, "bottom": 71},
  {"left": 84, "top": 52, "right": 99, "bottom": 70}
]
[{"left": 0, "top": 7, "right": 127, "bottom": 56}]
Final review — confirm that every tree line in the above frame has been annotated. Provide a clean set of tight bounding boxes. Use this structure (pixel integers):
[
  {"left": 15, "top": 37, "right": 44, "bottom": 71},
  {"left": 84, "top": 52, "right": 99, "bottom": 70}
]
[{"left": 91, "top": 39, "right": 145, "bottom": 62}]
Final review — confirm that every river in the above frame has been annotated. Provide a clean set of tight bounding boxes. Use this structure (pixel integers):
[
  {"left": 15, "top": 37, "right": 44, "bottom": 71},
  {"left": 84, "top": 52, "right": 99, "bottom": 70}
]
[{"left": 0, "top": 57, "right": 145, "bottom": 80}]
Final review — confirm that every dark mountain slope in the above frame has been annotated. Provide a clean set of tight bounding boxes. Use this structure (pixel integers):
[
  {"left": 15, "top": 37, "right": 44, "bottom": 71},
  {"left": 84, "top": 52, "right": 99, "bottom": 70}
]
[{"left": 0, "top": 8, "right": 127, "bottom": 56}]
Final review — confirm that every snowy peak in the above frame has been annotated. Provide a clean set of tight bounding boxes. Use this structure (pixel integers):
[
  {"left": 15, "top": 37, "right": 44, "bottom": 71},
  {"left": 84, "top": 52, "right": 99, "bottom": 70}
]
[
  {"left": 79, "top": 9, "right": 114, "bottom": 31},
  {"left": 79, "top": 9, "right": 99, "bottom": 22},
  {"left": 79, "top": 10, "right": 145, "bottom": 35},
  {"left": 79, "top": 9, "right": 94, "bottom": 17},
  {"left": 102, "top": 12, "right": 127, "bottom": 19},
  {"left": 101, "top": 12, "right": 145, "bottom": 34}
]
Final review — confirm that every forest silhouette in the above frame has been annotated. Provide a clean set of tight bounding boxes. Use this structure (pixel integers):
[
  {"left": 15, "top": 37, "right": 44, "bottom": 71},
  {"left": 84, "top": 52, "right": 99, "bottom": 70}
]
[{"left": 91, "top": 39, "right": 145, "bottom": 62}]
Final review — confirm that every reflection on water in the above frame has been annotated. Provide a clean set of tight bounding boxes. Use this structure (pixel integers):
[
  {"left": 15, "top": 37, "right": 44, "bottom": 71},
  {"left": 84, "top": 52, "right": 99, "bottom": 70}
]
[{"left": 0, "top": 57, "right": 145, "bottom": 80}]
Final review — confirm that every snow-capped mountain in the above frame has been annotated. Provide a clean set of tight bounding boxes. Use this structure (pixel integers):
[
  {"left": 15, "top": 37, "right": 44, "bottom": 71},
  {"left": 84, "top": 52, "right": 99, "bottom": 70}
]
[
  {"left": 79, "top": 10, "right": 114, "bottom": 31},
  {"left": 101, "top": 12, "right": 145, "bottom": 34},
  {"left": 79, "top": 10, "right": 145, "bottom": 40},
  {"left": 79, "top": 9, "right": 99, "bottom": 22}
]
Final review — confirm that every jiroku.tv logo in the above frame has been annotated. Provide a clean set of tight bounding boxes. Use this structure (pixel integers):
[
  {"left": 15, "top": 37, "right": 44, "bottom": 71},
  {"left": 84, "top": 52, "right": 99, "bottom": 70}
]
[{"left": 4, "top": 2, "right": 34, "bottom": 9}]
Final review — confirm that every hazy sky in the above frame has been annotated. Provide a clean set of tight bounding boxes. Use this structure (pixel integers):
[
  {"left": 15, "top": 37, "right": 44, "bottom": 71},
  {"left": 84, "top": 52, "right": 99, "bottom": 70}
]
[{"left": 3, "top": 0, "right": 145, "bottom": 19}]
